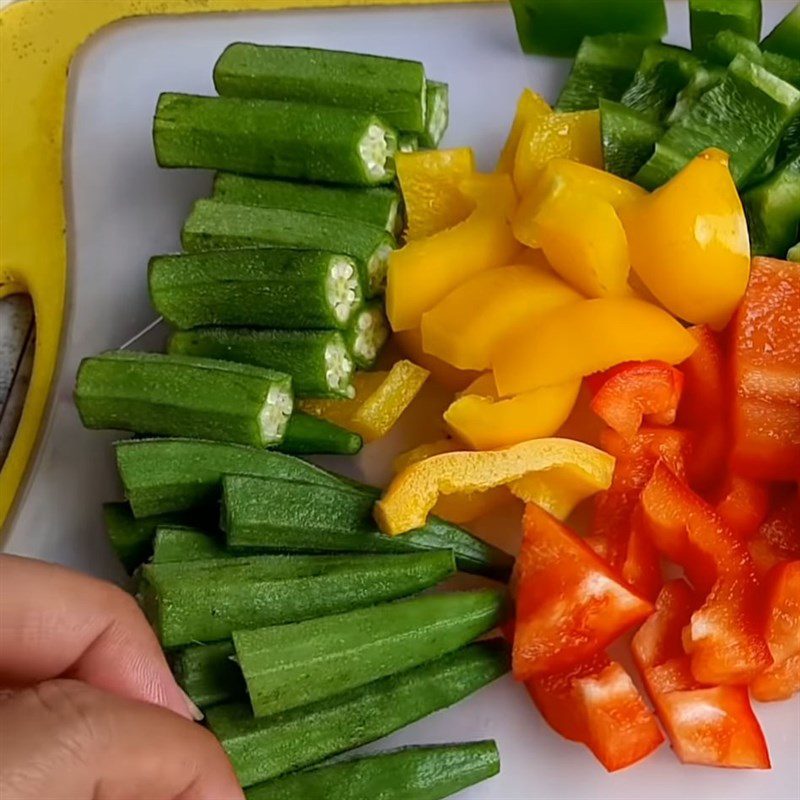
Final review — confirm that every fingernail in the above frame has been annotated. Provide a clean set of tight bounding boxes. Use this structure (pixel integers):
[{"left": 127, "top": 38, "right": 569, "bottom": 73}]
[{"left": 179, "top": 687, "right": 204, "bottom": 721}]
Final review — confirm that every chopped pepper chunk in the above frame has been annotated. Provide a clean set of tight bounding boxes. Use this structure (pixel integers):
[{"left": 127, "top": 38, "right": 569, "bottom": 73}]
[
  {"left": 393, "top": 328, "right": 479, "bottom": 392},
  {"left": 497, "top": 89, "right": 552, "bottom": 174},
  {"left": 714, "top": 474, "right": 770, "bottom": 541},
  {"left": 748, "top": 488, "right": 800, "bottom": 578}
]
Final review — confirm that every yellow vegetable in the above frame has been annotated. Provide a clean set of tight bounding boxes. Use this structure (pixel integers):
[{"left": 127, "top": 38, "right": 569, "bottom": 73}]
[
  {"left": 374, "top": 438, "right": 615, "bottom": 535},
  {"left": 396, "top": 147, "right": 477, "bottom": 240},
  {"left": 496, "top": 89, "right": 552, "bottom": 174},
  {"left": 618, "top": 148, "right": 751, "bottom": 330},
  {"left": 393, "top": 329, "right": 479, "bottom": 392},
  {"left": 420, "top": 262, "right": 582, "bottom": 370},
  {"left": 492, "top": 298, "right": 698, "bottom": 396},
  {"left": 386, "top": 174, "right": 519, "bottom": 332},
  {"left": 299, "top": 371, "right": 387, "bottom": 428}
]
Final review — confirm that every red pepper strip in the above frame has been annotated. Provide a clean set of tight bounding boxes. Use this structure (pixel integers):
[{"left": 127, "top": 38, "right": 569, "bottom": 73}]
[
  {"left": 526, "top": 653, "right": 664, "bottom": 772},
  {"left": 589, "top": 361, "right": 684, "bottom": 440},
  {"left": 513, "top": 502, "right": 652, "bottom": 680},
  {"left": 632, "top": 581, "right": 771, "bottom": 769},
  {"left": 730, "top": 258, "right": 800, "bottom": 482},
  {"left": 750, "top": 560, "right": 800, "bottom": 702},
  {"left": 641, "top": 464, "right": 772, "bottom": 684},
  {"left": 714, "top": 474, "right": 770, "bottom": 541},
  {"left": 748, "top": 487, "right": 800, "bottom": 578}
]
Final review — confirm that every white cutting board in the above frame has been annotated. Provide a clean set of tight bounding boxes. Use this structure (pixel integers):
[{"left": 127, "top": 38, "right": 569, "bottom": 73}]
[{"left": 4, "top": 2, "right": 799, "bottom": 797}]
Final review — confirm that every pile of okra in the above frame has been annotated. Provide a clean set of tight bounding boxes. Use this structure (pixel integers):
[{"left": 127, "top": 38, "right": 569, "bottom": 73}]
[{"left": 75, "top": 45, "right": 510, "bottom": 799}]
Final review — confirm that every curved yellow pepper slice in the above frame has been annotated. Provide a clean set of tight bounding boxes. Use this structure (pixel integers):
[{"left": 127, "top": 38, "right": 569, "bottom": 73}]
[
  {"left": 496, "top": 89, "right": 552, "bottom": 174},
  {"left": 492, "top": 298, "right": 698, "bottom": 396},
  {"left": 374, "top": 438, "right": 615, "bottom": 535},
  {"left": 396, "top": 147, "right": 476, "bottom": 240},
  {"left": 420, "top": 262, "right": 582, "bottom": 370},
  {"left": 386, "top": 174, "right": 519, "bottom": 332},
  {"left": 618, "top": 149, "right": 750, "bottom": 330}
]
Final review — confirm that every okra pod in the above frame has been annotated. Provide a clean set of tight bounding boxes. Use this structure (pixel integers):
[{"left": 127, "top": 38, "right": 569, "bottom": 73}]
[
  {"left": 600, "top": 99, "right": 663, "bottom": 179},
  {"left": 75, "top": 352, "right": 293, "bottom": 448},
  {"left": 169, "top": 328, "right": 354, "bottom": 399},
  {"left": 212, "top": 173, "right": 402, "bottom": 235},
  {"left": 234, "top": 589, "right": 507, "bottom": 717},
  {"left": 214, "top": 43, "right": 427, "bottom": 134},
  {"left": 151, "top": 526, "right": 230, "bottom": 563},
  {"left": 276, "top": 413, "right": 363, "bottom": 455},
  {"left": 689, "top": 0, "right": 761, "bottom": 59},
  {"left": 419, "top": 80, "right": 449, "bottom": 148},
  {"left": 150, "top": 249, "right": 363, "bottom": 331},
  {"left": 171, "top": 641, "right": 246, "bottom": 708},
  {"left": 206, "top": 641, "right": 510, "bottom": 787},
  {"left": 343, "top": 300, "right": 390, "bottom": 369},
  {"left": 398, "top": 132, "right": 419, "bottom": 153},
  {"left": 181, "top": 200, "right": 395, "bottom": 296},
  {"left": 139, "top": 550, "right": 456, "bottom": 647},
  {"left": 154, "top": 92, "right": 397, "bottom": 186}
]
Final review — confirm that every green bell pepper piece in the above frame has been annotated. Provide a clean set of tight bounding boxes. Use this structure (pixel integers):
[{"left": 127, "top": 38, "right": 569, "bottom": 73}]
[
  {"left": 689, "top": 0, "right": 762, "bottom": 59},
  {"left": 744, "top": 152, "right": 800, "bottom": 257},
  {"left": 761, "top": 5, "right": 800, "bottom": 60},
  {"left": 600, "top": 99, "right": 663, "bottom": 179}
]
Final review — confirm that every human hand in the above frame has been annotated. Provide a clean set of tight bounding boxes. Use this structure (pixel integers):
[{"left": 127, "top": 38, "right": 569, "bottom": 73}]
[{"left": 0, "top": 555, "right": 245, "bottom": 800}]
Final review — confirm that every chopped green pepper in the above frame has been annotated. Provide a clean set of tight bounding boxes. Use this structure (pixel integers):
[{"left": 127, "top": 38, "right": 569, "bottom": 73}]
[
  {"left": 689, "top": 0, "right": 761, "bottom": 59},
  {"left": 600, "top": 99, "right": 663, "bottom": 179},
  {"left": 667, "top": 65, "right": 726, "bottom": 124},
  {"left": 761, "top": 5, "right": 800, "bottom": 60}
]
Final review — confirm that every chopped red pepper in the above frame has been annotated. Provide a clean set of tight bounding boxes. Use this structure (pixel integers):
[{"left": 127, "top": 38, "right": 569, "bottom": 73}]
[
  {"left": 590, "top": 361, "right": 684, "bottom": 440},
  {"left": 730, "top": 257, "right": 800, "bottom": 482},
  {"left": 714, "top": 474, "right": 770, "bottom": 541},
  {"left": 748, "top": 487, "right": 800, "bottom": 578},
  {"left": 513, "top": 502, "right": 652, "bottom": 680}
]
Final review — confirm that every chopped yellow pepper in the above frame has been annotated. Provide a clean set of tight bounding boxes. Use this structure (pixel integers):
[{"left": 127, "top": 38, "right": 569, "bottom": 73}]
[
  {"left": 492, "top": 298, "right": 698, "bottom": 396},
  {"left": 386, "top": 174, "right": 519, "bottom": 332},
  {"left": 396, "top": 147, "right": 477, "bottom": 240},
  {"left": 512, "top": 464, "right": 610, "bottom": 520},
  {"left": 496, "top": 89, "right": 552, "bottom": 174},
  {"left": 393, "top": 329, "right": 479, "bottom": 392},
  {"left": 618, "top": 148, "right": 751, "bottom": 330},
  {"left": 444, "top": 374, "right": 581, "bottom": 450},
  {"left": 513, "top": 109, "right": 602, "bottom": 195},
  {"left": 299, "top": 361, "right": 429, "bottom": 442},
  {"left": 374, "top": 438, "right": 615, "bottom": 535},
  {"left": 420, "top": 262, "right": 582, "bottom": 371}
]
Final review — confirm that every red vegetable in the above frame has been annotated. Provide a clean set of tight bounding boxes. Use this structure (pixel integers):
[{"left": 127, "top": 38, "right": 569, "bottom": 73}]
[
  {"left": 748, "top": 487, "right": 800, "bottom": 578},
  {"left": 730, "top": 257, "right": 800, "bottom": 482},
  {"left": 513, "top": 503, "right": 652, "bottom": 680},
  {"left": 714, "top": 474, "right": 770, "bottom": 540}
]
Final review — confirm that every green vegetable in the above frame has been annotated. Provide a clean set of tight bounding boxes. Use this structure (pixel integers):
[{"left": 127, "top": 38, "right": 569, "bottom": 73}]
[
  {"left": 150, "top": 249, "right": 363, "bottom": 331},
  {"left": 181, "top": 200, "right": 394, "bottom": 297},
  {"left": 244, "top": 741, "right": 501, "bottom": 800},
  {"left": 763, "top": 52, "right": 800, "bottom": 89},
  {"left": 276, "top": 413, "right": 363, "bottom": 455},
  {"left": 509, "top": 0, "right": 666, "bottom": 58},
  {"left": 75, "top": 351, "right": 293, "bottom": 448},
  {"left": 600, "top": 99, "right": 663, "bottom": 179},
  {"left": 636, "top": 56, "right": 800, "bottom": 190},
  {"left": 689, "top": 0, "right": 761, "bottom": 59},
  {"left": 214, "top": 44, "right": 426, "bottom": 134},
  {"left": 398, "top": 132, "right": 419, "bottom": 153},
  {"left": 419, "top": 80, "right": 449, "bottom": 148},
  {"left": 761, "top": 5, "right": 800, "bottom": 60},
  {"left": 343, "top": 300, "right": 389, "bottom": 369},
  {"left": 788, "top": 241, "right": 800, "bottom": 261},
  {"left": 221, "top": 474, "right": 514, "bottom": 580},
  {"left": 779, "top": 114, "right": 800, "bottom": 162},
  {"left": 151, "top": 526, "right": 229, "bottom": 563},
  {"left": 169, "top": 327, "right": 355, "bottom": 399},
  {"left": 171, "top": 641, "right": 246, "bottom": 708},
  {"left": 213, "top": 173, "right": 402, "bottom": 235},
  {"left": 707, "top": 29, "right": 764, "bottom": 66},
  {"left": 206, "top": 641, "right": 510, "bottom": 787},
  {"left": 667, "top": 65, "right": 726, "bottom": 124},
  {"left": 555, "top": 34, "right": 652, "bottom": 112},
  {"left": 153, "top": 93, "right": 397, "bottom": 186},
  {"left": 139, "top": 550, "right": 455, "bottom": 648},
  {"left": 744, "top": 152, "right": 800, "bottom": 256},
  {"left": 234, "top": 589, "right": 506, "bottom": 717}
]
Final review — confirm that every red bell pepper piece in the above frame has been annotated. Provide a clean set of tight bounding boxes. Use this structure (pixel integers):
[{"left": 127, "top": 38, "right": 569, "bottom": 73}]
[
  {"left": 590, "top": 361, "right": 684, "bottom": 440},
  {"left": 748, "top": 487, "right": 800, "bottom": 578},
  {"left": 750, "top": 560, "right": 800, "bottom": 702},
  {"left": 513, "top": 502, "right": 652, "bottom": 680},
  {"left": 714, "top": 474, "right": 770, "bottom": 541},
  {"left": 632, "top": 581, "right": 771, "bottom": 769},
  {"left": 730, "top": 257, "right": 800, "bottom": 482},
  {"left": 526, "top": 653, "right": 664, "bottom": 772}
]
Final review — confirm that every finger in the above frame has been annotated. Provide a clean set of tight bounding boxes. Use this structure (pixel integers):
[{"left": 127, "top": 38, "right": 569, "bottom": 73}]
[
  {"left": 0, "top": 679, "right": 244, "bottom": 800},
  {"left": 0, "top": 555, "right": 194, "bottom": 720}
]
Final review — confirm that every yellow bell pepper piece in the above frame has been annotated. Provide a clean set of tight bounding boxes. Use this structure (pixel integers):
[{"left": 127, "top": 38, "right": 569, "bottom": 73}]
[
  {"left": 513, "top": 109, "right": 602, "bottom": 195},
  {"left": 420, "top": 263, "right": 582, "bottom": 371},
  {"left": 496, "top": 89, "right": 552, "bottom": 174},
  {"left": 393, "top": 329, "right": 479, "bottom": 392},
  {"left": 299, "top": 371, "right": 387, "bottom": 429},
  {"left": 618, "top": 148, "right": 751, "bottom": 330},
  {"left": 374, "top": 438, "right": 615, "bottom": 535},
  {"left": 444, "top": 374, "right": 581, "bottom": 450},
  {"left": 393, "top": 439, "right": 460, "bottom": 473},
  {"left": 386, "top": 174, "right": 519, "bottom": 332},
  {"left": 396, "top": 148, "right": 477, "bottom": 240},
  {"left": 492, "top": 298, "right": 698, "bottom": 396},
  {"left": 512, "top": 464, "right": 608, "bottom": 520}
]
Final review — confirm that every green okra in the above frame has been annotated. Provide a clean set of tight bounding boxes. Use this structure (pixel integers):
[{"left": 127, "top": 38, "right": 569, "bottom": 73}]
[
  {"left": 206, "top": 641, "right": 510, "bottom": 787},
  {"left": 212, "top": 173, "right": 402, "bottom": 235},
  {"left": 689, "top": 0, "right": 761, "bottom": 59},
  {"left": 419, "top": 80, "right": 449, "bottom": 148},
  {"left": 343, "top": 299, "right": 389, "bottom": 369},
  {"left": 169, "top": 328, "right": 355, "bottom": 399},
  {"left": 744, "top": 152, "right": 800, "bottom": 257},
  {"left": 600, "top": 99, "right": 663, "bottom": 179},
  {"left": 275, "top": 413, "right": 363, "bottom": 456},
  {"left": 151, "top": 526, "right": 230, "bottom": 563},
  {"left": 181, "top": 200, "right": 394, "bottom": 297},
  {"left": 398, "top": 132, "right": 419, "bottom": 153},
  {"left": 214, "top": 43, "right": 427, "bottom": 134},
  {"left": 170, "top": 640, "right": 246, "bottom": 708},
  {"left": 138, "top": 550, "right": 456, "bottom": 648},
  {"left": 150, "top": 249, "right": 363, "bottom": 331},
  {"left": 233, "top": 589, "right": 507, "bottom": 717},
  {"left": 75, "top": 352, "right": 293, "bottom": 448},
  {"left": 244, "top": 742, "right": 501, "bottom": 800},
  {"left": 153, "top": 92, "right": 397, "bottom": 186},
  {"left": 761, "top": 5, "right": 800, "bottom": 60}
]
